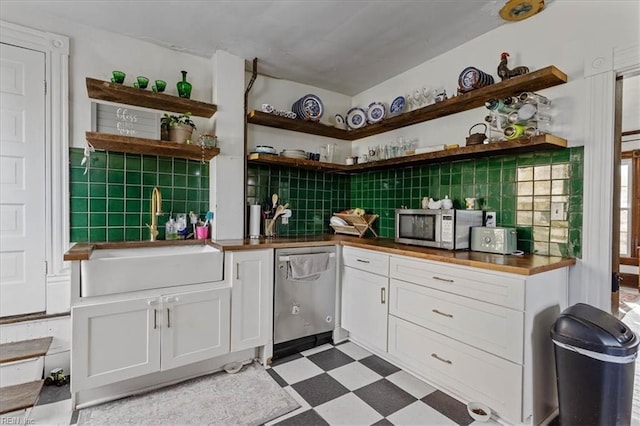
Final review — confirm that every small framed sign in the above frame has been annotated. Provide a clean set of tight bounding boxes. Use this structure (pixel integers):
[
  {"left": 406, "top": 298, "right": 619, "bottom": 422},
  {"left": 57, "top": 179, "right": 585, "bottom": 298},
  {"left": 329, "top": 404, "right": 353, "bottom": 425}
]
[{"left": 91, "top": 102, "right": 160, "bottom": 139}]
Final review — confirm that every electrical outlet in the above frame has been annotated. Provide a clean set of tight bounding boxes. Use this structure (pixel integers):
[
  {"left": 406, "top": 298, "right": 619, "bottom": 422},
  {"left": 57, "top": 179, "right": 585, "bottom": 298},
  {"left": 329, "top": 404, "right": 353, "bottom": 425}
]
[
  {"left": 485, "top": 211, "right": 497, "bottom": 227},
  {"left": 551, "top": 202, "right": 566, "bottom": 221}
]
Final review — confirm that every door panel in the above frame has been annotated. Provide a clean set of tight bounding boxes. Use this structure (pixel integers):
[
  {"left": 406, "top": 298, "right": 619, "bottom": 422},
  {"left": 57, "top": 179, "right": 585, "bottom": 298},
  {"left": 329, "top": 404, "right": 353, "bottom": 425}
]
[
  {"left": 0, "top": 43, "right": 46, "bottom": 316},
  {"left": 341, "top": 266, "right": 388, "bottom": 353},
  {"left": 72, "top": 297, "right": 160, "bottom": 391},
  {"left": 161, "top": 287, "right": 230, "bottom": 371},
  {"left": 230, "top": 250, "right": 273, "bottom": 352}
]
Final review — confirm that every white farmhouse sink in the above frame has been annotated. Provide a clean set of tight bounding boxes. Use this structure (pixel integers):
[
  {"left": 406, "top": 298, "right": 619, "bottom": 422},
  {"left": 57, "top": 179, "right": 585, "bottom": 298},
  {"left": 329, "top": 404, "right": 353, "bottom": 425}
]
[{"left": 80, "top": 245, "right": 223, "bottom": 297}]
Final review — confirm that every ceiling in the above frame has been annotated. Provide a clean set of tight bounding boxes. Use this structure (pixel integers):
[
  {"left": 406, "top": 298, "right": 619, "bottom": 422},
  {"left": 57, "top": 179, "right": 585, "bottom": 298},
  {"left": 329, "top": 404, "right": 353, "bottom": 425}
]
[{"left": 2, "top": 0, "right": 513, "bottom": 95}]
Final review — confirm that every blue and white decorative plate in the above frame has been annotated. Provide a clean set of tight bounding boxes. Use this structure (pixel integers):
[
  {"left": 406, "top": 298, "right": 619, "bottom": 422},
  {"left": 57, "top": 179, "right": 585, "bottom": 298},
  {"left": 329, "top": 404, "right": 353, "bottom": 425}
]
[
  {"left": 291, "top": 94, "right": 323, "bottom": 122},
  {"left": 302, "top": 95, "right": 323, "bottom": 122},
  {"left": 366, "top": 102, "right": 386, "bottom": 124},
  {"left": 346, "top": 107, "right": 367, "bottom": 129},
  {"left": 389, "top": 96, "right": 406, "bottom": 114}
]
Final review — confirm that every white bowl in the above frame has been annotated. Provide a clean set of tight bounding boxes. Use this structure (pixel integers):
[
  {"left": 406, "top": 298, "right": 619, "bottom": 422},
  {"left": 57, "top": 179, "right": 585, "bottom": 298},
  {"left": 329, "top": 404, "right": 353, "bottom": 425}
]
[{"left": 467, "top": 402, "right": 491, "bottom": 422}]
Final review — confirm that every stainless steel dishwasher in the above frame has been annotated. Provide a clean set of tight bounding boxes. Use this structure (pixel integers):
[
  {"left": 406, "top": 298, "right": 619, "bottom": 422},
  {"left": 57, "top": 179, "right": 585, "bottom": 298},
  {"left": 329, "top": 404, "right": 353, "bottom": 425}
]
[{"left": 274, "top": 246, "right": 337, "bottom": 357}]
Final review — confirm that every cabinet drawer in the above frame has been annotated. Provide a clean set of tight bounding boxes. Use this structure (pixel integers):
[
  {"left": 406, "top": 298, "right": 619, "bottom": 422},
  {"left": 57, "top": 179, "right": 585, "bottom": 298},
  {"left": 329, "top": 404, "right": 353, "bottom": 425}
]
[
  {"left": 388, "top": 316, "right": 522, "bottom": 423},
  {"left": 390, "top": 279, "right": 523, "bottom": 363},
  {"left": 390, "top": 255, "right": 525, "bottom": 310},
  {"left": 343, "top": 247, "right": 389, "bottom": 276}
]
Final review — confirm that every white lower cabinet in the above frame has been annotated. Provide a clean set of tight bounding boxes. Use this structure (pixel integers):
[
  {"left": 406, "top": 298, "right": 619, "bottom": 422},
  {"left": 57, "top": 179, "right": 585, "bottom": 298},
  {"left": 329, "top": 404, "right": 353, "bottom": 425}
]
[
  {"left": 72, "top": 286, "right": 230, "bottom": 391},
  {"left": 388, "top": 315, "right": 522, "bottom": 422},
  {"left": 229, "top": 249, "right": 273, "bottom": 352},
  {"left": 341, "top": 260, "right": 389, "bottom": 353},
  {"left": 339, "top": 247, "right": 569, "bottom": 425},
  {"left": 387, "top": 254, "right": 568, "bottom": 425}
]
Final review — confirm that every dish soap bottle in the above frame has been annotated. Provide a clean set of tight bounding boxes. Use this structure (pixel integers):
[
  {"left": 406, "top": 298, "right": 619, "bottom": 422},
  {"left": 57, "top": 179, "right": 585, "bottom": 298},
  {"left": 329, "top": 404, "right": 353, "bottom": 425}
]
[{"left": 165, "top": 217, "right": 178, "bottom": 240}]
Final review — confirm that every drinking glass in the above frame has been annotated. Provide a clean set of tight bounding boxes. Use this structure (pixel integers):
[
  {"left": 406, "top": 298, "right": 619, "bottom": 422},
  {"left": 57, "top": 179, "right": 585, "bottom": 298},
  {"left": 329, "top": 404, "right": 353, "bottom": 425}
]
[
  {"left": 111, "top": 71, "right": 125, "bottom": 84},
  {"left": 154, "top": 80, "right": 167, "bottom": 92},
  {"left": 136, "top": 76, "right": 149, "bottom": 89},
  {"left": 327, "top": 143, "right": 336, "bottom": 162}
]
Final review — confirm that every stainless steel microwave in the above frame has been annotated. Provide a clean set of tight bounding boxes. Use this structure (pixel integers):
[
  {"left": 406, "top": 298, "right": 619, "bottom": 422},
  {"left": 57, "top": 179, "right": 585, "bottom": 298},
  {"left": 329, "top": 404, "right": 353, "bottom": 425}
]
[{"left": 395, "top": 209, "right": 483, "bottom": 250}]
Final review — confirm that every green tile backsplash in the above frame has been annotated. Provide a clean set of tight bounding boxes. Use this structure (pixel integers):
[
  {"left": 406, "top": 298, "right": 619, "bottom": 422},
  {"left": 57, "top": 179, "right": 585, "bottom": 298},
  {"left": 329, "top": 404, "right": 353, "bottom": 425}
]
[
  {"left": 247, "top": 147, "right": 583, "bottom": 258},
  {"left": 247, "top": 165, "right": 350, "bottom": 237},
  {"left": 69, "top": 148, "right": 209, "bottom": 242}
]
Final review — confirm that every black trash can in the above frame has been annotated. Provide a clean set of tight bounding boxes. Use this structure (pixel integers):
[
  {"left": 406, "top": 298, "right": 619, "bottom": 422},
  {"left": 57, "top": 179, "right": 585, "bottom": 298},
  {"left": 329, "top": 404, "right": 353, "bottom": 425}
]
[{"left": 551, "top": 303, "right": 639, "bottom": 426}]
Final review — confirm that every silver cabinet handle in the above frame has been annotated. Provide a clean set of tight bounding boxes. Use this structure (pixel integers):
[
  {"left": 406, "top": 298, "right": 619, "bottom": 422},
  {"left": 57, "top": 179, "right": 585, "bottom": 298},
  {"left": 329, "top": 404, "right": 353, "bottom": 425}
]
[
  {"left": 167, "top": 308, "right": 171, "bottom": 328},
  {"left": 236, "top": 262, "right": 240, "bottom": 280},
  {"left": 431, "top": 353, "right": 452, "bottom": 364},
  {"left": 432, "top": 276, "right": 454, "bottom": 283},
  {"left": 381, "top": 288, "right": 386, "bottom": 304},
  {"left": 147, "top": 300, "right": 158, "bottom": 330},
  {"left": 356, "top": 259, "right": 370, "bottom": 264},
  {"left": 432, "top": 309, "right": 453, "bottom": 318}
]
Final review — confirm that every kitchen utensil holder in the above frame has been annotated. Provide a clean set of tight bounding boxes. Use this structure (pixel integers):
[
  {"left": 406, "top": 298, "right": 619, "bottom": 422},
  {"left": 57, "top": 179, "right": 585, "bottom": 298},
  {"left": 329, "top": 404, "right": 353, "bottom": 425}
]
[{"left": 330, "top": 213, "right": 379, "bottom": 238}]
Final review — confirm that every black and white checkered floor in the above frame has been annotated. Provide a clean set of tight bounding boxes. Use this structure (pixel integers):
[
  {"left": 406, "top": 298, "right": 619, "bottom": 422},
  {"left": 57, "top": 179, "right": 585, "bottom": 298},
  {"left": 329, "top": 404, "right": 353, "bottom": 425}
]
[
  {"left": 6, "top": 341, "right": 497, "bottom": 425},
  {"left": 265, "top": 341, "right": 492, "bottom": 426},
  {"left": 266, "top": 342, "right": 487, "bottom": 426}
]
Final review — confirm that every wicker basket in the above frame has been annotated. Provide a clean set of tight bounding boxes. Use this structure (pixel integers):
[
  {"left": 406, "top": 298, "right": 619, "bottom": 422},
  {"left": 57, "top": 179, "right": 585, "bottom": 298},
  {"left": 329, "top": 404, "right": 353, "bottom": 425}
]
[{"left": 330, "top": 213, "right": 378, "bottom": 238}]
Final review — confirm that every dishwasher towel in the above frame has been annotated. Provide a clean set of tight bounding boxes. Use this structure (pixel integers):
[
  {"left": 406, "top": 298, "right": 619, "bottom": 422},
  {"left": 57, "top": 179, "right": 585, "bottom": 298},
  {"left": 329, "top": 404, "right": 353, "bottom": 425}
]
[{"left": 287, "top": 253, "right": 331, "bottom": 280}]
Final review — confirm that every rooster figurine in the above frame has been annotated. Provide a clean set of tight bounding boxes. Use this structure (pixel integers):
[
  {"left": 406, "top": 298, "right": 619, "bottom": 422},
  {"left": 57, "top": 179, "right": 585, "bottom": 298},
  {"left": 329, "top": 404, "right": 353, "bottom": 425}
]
[{"left": 497, "top": 52, "right": 529, "bottom": 81}]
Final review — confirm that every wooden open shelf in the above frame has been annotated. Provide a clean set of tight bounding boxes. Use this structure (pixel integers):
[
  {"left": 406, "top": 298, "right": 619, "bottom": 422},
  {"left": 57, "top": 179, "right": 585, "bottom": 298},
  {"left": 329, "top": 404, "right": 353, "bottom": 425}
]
[
  {"left": 248, "top": 133, "right": 567, "bottom": 173},
  {"left": 86, "top": 78, "right": 217, "bottom": 118},
  {"left": 248, "top": 110, "right": 353, "bottom": 140},
  {"left": 86, "top": 131, "right": 220, "bottom": 161},
  {"left": 247, "top": 66, "right": 567, "bottom": 141}
]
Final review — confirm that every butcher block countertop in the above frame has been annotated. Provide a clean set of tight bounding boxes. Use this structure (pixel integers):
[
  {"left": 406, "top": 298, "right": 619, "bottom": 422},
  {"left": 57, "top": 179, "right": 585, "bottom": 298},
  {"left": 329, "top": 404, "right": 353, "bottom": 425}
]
[{"left": 65, "top": 234, "right": 575, "bottom": 276}]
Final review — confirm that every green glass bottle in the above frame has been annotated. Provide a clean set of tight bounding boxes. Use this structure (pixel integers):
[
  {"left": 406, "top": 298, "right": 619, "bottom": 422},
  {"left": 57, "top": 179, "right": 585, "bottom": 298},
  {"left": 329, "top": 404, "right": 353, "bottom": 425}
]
[{"left": 176, "top": 70, "right": 192, "bottom": 99}]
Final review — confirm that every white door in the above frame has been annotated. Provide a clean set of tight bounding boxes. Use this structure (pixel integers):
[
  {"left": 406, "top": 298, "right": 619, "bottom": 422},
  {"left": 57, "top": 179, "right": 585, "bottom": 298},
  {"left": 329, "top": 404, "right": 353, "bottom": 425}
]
[
  {"left": 229, "top": 250, "right": 273, "bottom": 352},
  {"left": 0, "top": 43, "right": 46, "bottom": 317},
  {"left": 71, "top": 297, "right": 161, "bottom": 391},
  {"left": 161, "top": 287, "right": 230, "bottom": 371},
  {"left": 341, "top": 266, "right": 389, "bottom": 353}
]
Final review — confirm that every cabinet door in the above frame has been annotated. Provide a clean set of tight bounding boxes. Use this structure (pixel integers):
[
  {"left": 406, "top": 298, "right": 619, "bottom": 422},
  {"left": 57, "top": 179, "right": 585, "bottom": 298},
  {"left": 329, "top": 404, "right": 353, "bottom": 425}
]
[
  {"left": 72, "top": 297, "right": 160, "bottom": 391},
  {"left": 388, "top": 315, "right": 523, "bottom": 423},
  {"left": 341, "top": 266, "right": 388, "bottom": 353},
  {"left": 230, "top": 250, "right": 274, "bottom": 352},
  {"left": 161, "top": 287, "right": 230, "bottom": 371}
]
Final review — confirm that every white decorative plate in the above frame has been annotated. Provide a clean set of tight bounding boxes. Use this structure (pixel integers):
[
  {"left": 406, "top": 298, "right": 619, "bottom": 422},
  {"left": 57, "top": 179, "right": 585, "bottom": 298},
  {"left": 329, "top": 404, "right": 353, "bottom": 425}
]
[{"left": 346, "top": 107, "right": 367, "bottom": 129}]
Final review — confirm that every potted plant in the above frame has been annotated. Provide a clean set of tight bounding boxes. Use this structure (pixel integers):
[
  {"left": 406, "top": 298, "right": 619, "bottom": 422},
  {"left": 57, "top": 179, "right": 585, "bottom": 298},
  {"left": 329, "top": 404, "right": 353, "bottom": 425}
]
[{"left": 161, "top": 112, "right": 196, "bottom": 143}]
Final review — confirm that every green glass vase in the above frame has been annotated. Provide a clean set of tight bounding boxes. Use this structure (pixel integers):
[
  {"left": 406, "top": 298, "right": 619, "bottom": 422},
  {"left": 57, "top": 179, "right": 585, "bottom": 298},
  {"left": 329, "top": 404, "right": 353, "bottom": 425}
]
[{"left": 176, "top": 70, "right": 192, "bottom": 99}]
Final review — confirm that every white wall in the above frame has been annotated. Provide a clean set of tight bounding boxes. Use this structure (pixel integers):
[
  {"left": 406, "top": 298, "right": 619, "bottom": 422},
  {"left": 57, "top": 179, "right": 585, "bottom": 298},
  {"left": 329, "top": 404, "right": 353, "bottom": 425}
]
[
  {"left": 351, "top": 1, "right": 638, "bottom": 157},
  {"left": 0, "top": 13, "right": 214, "bottom": 149},
  {"left": 247, "top": 73, "right": 353, "bottom": 162},
  {"left": 349, "top": 1, "right": 640, "bottom": 308}
]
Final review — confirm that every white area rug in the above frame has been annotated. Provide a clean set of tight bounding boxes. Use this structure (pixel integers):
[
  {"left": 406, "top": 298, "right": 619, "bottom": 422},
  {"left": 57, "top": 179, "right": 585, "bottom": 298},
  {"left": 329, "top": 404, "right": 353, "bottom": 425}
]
[{"left": 77, "top": 362, "right": 299, "bottom": 426}]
